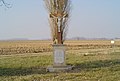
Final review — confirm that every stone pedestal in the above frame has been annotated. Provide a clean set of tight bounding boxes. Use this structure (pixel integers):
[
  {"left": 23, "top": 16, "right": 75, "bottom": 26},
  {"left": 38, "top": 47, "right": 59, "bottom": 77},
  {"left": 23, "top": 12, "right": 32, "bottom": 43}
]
[{"left": 47, "top": 44, "right": 72, "bottom": 72}]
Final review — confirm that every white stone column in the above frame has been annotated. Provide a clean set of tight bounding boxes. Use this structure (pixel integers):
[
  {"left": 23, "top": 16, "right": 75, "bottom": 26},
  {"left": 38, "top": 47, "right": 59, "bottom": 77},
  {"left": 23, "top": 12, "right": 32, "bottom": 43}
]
[
  {"left": 53, "top": 44, "right": 66, "bottom": 67},
  {"left": 47, "top": 44, "right": 72, "bottom": 72}
]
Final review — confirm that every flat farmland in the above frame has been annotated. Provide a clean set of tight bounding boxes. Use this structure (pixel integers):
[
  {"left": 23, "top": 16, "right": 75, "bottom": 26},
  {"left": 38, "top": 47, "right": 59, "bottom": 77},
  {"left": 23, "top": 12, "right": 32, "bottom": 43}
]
[
  {"left": 0, "top": 40, "right": 120, "bottom": 81},
  {"left": 0, "top": 40, "right": 120, "bottom": 55}
]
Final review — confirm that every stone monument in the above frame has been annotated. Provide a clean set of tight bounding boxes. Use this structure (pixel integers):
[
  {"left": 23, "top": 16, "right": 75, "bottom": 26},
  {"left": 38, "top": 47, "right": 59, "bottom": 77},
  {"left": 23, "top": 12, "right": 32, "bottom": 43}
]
[{"left": 44, "top": 0, "right": 72, "bottom": 72}]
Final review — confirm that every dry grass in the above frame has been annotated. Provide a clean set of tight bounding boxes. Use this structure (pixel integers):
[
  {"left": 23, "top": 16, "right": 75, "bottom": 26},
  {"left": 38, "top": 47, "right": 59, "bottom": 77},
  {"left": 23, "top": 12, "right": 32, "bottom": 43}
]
[
  {"left": 0, "top": 40, "right": 52, "bottom": 54},
  {"left": 0, "top": 49, "right": 120, "bottom": 81},
  {"left": 0, "top": 40, "right": 120, "bottom": 81},
  {"left": 0, "top": 40, "right": 120, "bottom": 55}
]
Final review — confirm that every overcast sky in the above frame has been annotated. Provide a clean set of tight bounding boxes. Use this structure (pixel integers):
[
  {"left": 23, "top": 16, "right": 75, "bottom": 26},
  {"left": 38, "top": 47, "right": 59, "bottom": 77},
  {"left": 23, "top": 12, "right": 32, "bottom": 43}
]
[{"left": 0, "top": 0, "right": 120, "bottom": 40}]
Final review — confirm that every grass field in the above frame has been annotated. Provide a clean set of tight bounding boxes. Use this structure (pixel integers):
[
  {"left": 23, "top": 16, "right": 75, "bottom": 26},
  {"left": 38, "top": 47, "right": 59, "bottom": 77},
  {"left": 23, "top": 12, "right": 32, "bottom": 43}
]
[{"left": 0, "top": 40, "right": 120, "bottom": 81}]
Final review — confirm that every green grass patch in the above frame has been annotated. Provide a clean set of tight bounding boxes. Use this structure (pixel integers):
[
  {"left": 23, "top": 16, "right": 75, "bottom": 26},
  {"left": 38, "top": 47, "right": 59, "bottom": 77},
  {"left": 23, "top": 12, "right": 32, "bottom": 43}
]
[{"left": 0, "top": 52, "right": 120, "bottom": 81}]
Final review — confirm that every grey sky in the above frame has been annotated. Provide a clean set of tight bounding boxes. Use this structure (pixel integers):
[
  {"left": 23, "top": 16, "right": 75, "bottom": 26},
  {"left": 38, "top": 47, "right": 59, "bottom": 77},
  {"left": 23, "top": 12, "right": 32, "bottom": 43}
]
[{"left": 0, "top": 0, "right": 120, "bottom": 40}]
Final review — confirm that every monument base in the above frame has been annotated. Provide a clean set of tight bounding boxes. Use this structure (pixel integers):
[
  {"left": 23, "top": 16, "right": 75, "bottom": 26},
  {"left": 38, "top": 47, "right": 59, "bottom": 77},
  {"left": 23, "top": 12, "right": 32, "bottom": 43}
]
[
  {"left": 46, "top": 65, "right": 72, "bottom": 72},
  {"left": 46, "top": 44, "right": 72, "bottom": 72}
]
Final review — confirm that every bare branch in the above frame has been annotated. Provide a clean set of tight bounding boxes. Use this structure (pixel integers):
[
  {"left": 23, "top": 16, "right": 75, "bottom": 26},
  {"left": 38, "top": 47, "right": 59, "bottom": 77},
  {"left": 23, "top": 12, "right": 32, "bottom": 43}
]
[
  {"left": 44, "top": 0, "right": 71, "bottom": 44},
  {"left": 0, "top": 0, "right": 12, "bottom": 8}
]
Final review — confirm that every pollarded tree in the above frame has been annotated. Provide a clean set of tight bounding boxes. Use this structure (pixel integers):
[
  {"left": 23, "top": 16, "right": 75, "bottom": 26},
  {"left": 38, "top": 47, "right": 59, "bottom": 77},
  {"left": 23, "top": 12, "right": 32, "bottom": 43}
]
[{"left": 44, "top": 0, "right": 71, "bottom": 44}]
